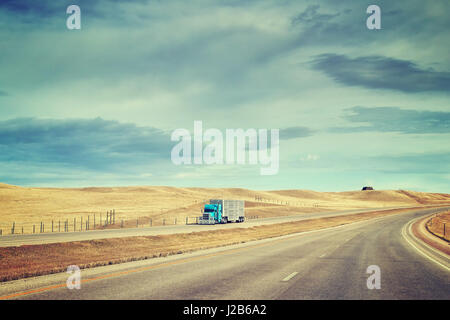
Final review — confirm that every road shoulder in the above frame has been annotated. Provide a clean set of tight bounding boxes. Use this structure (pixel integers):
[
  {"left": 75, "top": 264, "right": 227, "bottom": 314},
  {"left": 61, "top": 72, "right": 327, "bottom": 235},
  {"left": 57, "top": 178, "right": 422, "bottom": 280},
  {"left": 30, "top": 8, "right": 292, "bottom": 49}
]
[
  {"left": 412, "top": 214, "right": 449, "bottom": 255},
  {"left": 402, "top": 214, "right": 450, "bottom": 272}
]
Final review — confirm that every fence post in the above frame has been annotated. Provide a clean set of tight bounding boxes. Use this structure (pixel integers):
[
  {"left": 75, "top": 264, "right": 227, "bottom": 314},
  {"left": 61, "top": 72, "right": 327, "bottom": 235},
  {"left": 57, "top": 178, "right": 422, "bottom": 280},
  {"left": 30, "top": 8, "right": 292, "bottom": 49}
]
[
  {"left": 113, "top": 210, "right": 115, "bottom": 224},
  {"left": 11, "top": 222, "right": 15, "bottom": 235},
  {"left": 121, "top": 219, "right": 123, "bottom": 228},
  {"left": 52, "top": 220, "right": 54, "bottom": 233},
  {"left": 74, "top": 218, "right": 76, "bottom": 232},
  {"left": 186, "top": 217, "right": 188, "bottom": 225},
  {"left": 175, "top": 218, "right": 177, "bottom": 225},
  {"left": 163, "top": 219, "right": 165, "bottom": 226},
  {"left": 59, "top": 220, "right": 61, "bottom": 232},
  {"left": 0, "top": 229, "right": 2, "bottom": 236},
  {"left": 33, "top": 224, "right": 35, "bottom": 234},
  {"left": 88, "top": 215, "right": 90, "bottom": 230},
  {"left": 150, "top": 218, "right": 152, "bottom": 227},
  {"left": 40, "top": 221, "right": 42, "bottom": 233}
]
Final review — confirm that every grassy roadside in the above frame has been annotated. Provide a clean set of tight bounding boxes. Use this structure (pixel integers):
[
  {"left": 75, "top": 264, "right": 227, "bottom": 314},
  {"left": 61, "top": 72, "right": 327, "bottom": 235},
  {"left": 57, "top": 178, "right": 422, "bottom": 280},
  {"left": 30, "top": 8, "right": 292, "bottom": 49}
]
[
  {"left": 0, "top": 206, "right": 432, "bottom": 282},
  {"left": 425, "top": 210, "right": 450, "bottom": 242}
]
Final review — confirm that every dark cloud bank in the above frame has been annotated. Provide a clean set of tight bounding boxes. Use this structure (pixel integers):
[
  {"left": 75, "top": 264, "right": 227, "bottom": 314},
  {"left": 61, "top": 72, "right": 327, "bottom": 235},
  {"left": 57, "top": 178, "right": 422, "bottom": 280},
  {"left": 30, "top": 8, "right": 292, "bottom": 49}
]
[
  {"left": 0, "top": 118, "right": 171, "bottom": 170},
  {"left": 312, "top": 54, "right": 450, "bottom": 93}
]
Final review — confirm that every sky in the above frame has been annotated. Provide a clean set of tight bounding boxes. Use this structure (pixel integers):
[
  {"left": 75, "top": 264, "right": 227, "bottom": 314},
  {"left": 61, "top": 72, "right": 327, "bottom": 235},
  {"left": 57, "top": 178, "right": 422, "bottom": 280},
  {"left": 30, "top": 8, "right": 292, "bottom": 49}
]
[{"left": 0, "top": 0, "right": 449, "bottom": 192}]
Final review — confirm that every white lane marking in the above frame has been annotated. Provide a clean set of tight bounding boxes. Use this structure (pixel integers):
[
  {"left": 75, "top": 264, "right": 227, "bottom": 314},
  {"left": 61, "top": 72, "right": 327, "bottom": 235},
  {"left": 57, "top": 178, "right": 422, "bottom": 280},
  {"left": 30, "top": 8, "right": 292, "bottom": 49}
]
[
  {"left": 408, "top": 219, "right": 449, "bottom": 259},
  {"left": 319, "top": 243, "right": 343, "bottom": 258},
  {"left": 405, "top": 217, "right": 449, "bottom": 259},
  {"left": 401, "top": 217, "right": 450, "bottom": 272},
  {"left": 282, "top": 272, "right": 298, "bottom": 282}
]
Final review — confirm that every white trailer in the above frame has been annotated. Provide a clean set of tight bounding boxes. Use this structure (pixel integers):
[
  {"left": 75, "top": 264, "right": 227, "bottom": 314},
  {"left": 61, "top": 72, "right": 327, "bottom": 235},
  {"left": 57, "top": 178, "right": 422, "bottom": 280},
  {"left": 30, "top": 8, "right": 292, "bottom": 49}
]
[
  {"left": 198, "top": 199, "right": 245, "bottom": 224},
  {"left": 211, "top": 199, "right": 245, "bottom": 223}
]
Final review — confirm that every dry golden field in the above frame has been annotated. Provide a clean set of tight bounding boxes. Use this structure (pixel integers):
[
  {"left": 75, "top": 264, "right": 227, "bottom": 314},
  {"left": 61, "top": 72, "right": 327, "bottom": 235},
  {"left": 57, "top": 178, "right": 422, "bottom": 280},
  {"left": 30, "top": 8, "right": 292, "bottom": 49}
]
[
  {"left": 426, "top": 211, "right": 450, "bottom": 241},
  {"left": 1, "top": 182, "right": 449, "bottom": 233}
]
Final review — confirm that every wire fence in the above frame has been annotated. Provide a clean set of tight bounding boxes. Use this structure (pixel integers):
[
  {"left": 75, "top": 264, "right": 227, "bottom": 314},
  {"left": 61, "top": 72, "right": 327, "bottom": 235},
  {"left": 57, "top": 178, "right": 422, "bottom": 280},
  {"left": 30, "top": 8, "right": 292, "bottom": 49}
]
[
  {"left": 0, "top": 198, "right": 207, "bottom": 236},
  {"left": 426, "top": 211, "right": 449, "bottom": 241},
  {"left": 0, "top": 195, "right": 325, "bottom": 236},
  {"left": 1, "top": 210, "right": 120, "bottom": 235},
  {"left": 0, "top": 209, "right": 261, "bottom": 236},
  {"left": 253, "top": 196, "right": 321, "bottom": 207}
]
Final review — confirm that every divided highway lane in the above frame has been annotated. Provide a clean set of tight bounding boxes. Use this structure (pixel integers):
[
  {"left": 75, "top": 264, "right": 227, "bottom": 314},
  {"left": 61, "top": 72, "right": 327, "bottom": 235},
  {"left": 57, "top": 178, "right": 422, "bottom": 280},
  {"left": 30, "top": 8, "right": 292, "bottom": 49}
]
[
  {"left": 3, "top": 206, "right": 449, "bottom": 299},
  {"left": 0, "top": 206, "right": 414, "bottom": 247}
]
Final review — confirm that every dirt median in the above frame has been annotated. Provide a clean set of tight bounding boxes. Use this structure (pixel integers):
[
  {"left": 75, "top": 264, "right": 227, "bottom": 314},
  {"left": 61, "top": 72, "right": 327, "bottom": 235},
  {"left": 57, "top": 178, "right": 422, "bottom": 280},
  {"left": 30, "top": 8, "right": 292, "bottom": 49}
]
[
  {"left": 0, "top": 206, "right": 438, "bottom": 282},
  {"left": 412, "top": 213, "right": 450, "bottom": 256}
]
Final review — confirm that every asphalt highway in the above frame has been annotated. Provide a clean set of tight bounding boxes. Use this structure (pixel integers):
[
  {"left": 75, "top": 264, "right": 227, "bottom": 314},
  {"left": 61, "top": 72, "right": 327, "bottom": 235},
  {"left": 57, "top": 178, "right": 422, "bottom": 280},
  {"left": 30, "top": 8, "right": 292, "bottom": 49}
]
[
  {"left": 0, "top": 206, "right": 418, "bottom": 247},
  {"left": 1, "top": 206, "right": 448, "bottom": 299}
]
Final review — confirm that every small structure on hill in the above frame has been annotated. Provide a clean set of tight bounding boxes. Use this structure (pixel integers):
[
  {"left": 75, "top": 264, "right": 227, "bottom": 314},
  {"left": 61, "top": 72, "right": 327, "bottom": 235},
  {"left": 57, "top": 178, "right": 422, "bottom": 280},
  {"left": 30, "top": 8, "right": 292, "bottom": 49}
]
[{"left": 362, "top": 186, "right": 374, "bottom": 191}]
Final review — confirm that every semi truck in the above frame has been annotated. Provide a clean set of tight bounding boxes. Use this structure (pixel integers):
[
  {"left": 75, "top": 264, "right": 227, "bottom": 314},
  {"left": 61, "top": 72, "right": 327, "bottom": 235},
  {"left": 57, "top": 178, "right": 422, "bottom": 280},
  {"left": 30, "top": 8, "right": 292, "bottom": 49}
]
[{"left": 198, "top": 199, "right": 245, "bottom": 224}]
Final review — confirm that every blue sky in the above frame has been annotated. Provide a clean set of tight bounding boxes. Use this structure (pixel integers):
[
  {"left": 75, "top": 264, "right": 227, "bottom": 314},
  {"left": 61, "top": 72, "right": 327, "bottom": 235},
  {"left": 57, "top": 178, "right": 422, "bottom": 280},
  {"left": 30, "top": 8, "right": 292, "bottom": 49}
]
[{"left": 0, "top": 0, "right": 449, "bottom": 192}]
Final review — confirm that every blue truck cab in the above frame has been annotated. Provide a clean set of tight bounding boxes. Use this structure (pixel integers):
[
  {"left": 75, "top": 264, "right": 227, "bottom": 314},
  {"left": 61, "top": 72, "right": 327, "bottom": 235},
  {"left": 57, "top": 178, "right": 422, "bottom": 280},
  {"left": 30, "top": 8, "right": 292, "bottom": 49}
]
[{"left": 203, "top": 203, "right": 222, "bottom": 223}]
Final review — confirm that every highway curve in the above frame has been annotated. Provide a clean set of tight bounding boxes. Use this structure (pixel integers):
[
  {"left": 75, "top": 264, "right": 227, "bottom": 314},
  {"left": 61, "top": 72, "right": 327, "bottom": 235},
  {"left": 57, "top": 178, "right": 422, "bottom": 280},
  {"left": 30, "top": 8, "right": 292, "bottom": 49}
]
[
  {"left": 0, "top": 206, "right": 425, "bottom": 247},
  {"left": 0, "top": 206, "right": 449, "bottom": 300}
]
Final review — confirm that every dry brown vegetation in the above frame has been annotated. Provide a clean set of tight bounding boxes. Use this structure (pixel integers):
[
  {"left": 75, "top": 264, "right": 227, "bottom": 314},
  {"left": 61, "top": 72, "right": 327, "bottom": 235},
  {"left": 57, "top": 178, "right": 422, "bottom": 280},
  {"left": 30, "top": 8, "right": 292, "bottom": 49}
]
[
  {"left": 1, "top": 182, "right": 449, "bottom": 234},
  {"left": 426, "top": 211, "right": 450, "bottom": 241},
  {"left": 0, "top": 206, "right": 425, "bottom": 282}
]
